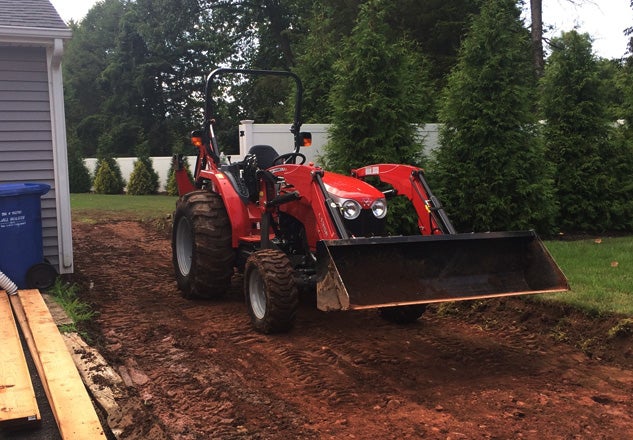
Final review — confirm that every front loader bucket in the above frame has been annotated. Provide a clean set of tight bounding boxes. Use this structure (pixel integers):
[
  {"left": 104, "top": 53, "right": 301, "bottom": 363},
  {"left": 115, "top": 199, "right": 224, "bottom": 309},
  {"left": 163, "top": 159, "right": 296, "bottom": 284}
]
[{"left": 315, "top": 231, "right": 569, "bottom": 311}]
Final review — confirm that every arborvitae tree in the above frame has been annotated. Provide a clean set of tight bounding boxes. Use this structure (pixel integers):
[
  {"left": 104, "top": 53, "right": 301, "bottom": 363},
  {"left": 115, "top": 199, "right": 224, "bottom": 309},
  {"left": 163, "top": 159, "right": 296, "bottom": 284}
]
[
  {"left": 127, "top": 157, "right": 159, "bottom": 195},
  {"left": 595, "top": 42, "right": 633, "bottom": 231},
  {"left": 431, "top": 0, "right": 556, "bottom": 234},
  {"left": 127, "top": 144, "right": 159, "bottom": 195},
  {"left": 67, "top": 144, "right": 92, "bottom": 193},
  {"left": 292, "top": 4, "right": 342, "bottom": 123},
  {"left": 604, "top": 128, "right": 633, "bottom": 231},
  {"left": 540, "top": 30, "right": 631, "bottom": 232},
  {"left": 165, "top": 163, "right": 178, "bottom": 196},
  {"left": 324, "top": 0, "right": 432, "bottom": 173},
  {"left": 93, "top": 156, "right": 125, "bottom": 194},
  {"left": 295, "top": 0, "right": 479, "bottom": 123}
]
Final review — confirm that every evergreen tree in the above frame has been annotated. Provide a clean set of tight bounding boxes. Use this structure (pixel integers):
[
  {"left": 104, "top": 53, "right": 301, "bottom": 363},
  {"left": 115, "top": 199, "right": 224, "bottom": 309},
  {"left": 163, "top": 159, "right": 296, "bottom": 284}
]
[
  {"left": 295, "top": 0, "right": 478, "bottom": 123},
  {"left": 324, "top": 0, "right": 432, "bottom": 173},
  {"left": 432, "top": 0, "right": 556, "bottom": 234},
  {"left": 597, "top": 59, "right": 627, "bottom": 122},
  {"left": 93, "top": 156, "right": 126, "bottom": 194},
  {"left": 63, "top": 0, "right": 128, "bottom": 158},
  {"left": 62, "top": 0, "right": 479, "bottom": 160},
  {"left": 127, "top": 144, "right": 160, "bottom": 195},
  {"left": 293, "top": 1, "right": 360, "bottom": 123},
  {"left": 605, "top": 127, "right": 633, "bottom": 231},
  {"left": 541, "top": 30, "right": 633, "bottom": 232},
  {"left": 67, "top": 144, "right": 92, "bottom": 193}
]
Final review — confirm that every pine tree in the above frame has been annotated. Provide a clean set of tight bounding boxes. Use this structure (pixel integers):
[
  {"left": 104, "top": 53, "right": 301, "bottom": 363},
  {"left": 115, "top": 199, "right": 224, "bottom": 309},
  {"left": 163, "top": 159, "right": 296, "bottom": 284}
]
[
  {"left": 67, "top": 144, "right": 92, "bottom": 193},
  {"left": 324, "top": 0, "right": 432, "bottom": 173},
  {"left": 127, "top": 144, "right": 159, "bottom": 195},
  {"left": 610, "top": 51, "right": 633, "bottom": 231},
  {"left": 431, "top": 0, "right": 556, "bottom": 234},
  {"left": 127, "top": 157, "right": 159, "bottom": 195},
  {"left": 540, "top": 30, "right": 631, "bottom": 232},
  {"left": 93, "top": 156, "right": 125, "bottom": 194}
]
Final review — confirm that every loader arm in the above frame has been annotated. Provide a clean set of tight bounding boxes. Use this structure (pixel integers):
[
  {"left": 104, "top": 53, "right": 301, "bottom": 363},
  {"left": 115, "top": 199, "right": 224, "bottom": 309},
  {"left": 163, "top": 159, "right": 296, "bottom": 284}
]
[
  {"left": 268, "top": 164, "right": 349, "bottom": 246},
  {"left": 352, "top": 164, "right": 456, "bottom": 235}
]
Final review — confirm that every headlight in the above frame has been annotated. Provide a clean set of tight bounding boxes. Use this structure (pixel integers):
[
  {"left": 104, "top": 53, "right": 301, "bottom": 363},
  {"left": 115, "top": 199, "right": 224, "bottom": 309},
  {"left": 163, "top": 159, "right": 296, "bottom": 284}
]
[
  {"left": 341, "top": 199, "right": 361, "bottom": 220},
  {"left": 371, "top": 198, "right": 387, "bottom": 219}
]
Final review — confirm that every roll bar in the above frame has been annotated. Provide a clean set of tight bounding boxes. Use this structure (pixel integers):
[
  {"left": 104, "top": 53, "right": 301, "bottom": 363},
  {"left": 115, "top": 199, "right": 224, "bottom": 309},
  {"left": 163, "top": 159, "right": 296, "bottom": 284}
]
[{"left": 204, "top": 68, "right": 304, "bottom": 157}]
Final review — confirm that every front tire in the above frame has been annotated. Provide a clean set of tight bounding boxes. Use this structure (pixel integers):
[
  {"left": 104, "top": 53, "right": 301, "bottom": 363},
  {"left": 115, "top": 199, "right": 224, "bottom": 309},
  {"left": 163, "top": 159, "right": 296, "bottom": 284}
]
[
  {"left": 244, "top": 249, "right": 299, "bottom": 333},
  {"left": 172, "top": 191, "right": 234, "bottom": 299}
]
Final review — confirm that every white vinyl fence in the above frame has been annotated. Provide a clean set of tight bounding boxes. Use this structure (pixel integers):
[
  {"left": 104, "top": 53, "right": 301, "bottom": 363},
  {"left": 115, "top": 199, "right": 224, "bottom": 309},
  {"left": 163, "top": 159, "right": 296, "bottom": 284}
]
[{"left": 84, "top": 123, "right": 441, "bottom": 192}]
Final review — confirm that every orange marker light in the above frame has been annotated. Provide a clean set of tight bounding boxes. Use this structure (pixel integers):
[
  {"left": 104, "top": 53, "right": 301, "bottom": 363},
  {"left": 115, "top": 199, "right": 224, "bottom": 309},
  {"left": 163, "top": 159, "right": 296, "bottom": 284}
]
[
  {"left": 300, "top": 132, "right": 312, "bottom": 147},
  {"left": 191, "top": 136, "right": 203, "bottom": 147}
]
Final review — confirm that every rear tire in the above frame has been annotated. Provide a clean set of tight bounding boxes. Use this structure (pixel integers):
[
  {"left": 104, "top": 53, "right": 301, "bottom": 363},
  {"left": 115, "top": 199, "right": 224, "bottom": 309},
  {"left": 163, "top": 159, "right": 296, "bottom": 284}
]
[
  {"left": 172, "top": 191, "right": 234, "bottom": 299},
  {"left": 244, "top": 249, "right": 298, "bottom": 334},
  {"left": 379, "top": 304, "right": 426, "bottom": 324}
]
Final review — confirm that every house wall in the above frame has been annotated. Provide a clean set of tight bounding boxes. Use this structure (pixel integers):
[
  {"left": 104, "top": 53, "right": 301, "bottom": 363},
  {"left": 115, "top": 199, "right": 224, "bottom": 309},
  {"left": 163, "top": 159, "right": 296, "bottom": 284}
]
[{"left": 0, "top": 45, "right": 60, "bottom": 270}]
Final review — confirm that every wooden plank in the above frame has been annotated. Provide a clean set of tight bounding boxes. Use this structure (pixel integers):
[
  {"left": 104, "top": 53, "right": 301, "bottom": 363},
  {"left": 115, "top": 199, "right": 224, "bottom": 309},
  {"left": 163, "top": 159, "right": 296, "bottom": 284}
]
[
  {"left": 8, "top": 291, "right": 52, "bottom": 420},
  {"left": 16, "top": 289, "right": 105, "bottom": 440},
  {"left": 0, "top": 291, "right": 40, "bottom": 428}
]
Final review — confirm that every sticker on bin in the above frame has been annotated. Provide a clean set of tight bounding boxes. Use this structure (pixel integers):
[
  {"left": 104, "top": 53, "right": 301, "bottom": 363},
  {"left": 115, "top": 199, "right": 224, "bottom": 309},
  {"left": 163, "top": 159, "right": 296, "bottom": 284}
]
[{"left": 0, "top": 209, "right": 27, "bottom": 229}]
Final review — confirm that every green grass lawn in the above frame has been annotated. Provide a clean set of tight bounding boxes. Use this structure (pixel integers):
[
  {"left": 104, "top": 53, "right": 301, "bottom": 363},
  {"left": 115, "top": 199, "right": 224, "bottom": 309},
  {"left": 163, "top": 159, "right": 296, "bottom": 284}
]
[
  {"left": 70, "top": 193, "right": 177, "bottom": 222},
  {"left": 70, "top": 193, "right": 633, "bottom": 316},
  {"left": 542, "top": 236, "right": 633, "bottom": 316}
]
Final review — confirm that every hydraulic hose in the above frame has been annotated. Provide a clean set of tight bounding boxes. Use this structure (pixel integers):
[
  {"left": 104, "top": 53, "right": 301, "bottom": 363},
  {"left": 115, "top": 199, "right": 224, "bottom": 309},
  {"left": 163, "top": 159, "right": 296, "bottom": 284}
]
[{"left": 0, "top": 269, "right": 18, "bottom": 295}]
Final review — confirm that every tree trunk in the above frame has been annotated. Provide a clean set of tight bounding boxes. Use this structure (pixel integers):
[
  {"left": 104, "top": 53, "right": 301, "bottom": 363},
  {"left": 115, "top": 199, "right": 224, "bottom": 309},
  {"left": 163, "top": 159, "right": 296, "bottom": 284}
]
[
  {"left": 530, "top": 0, "right": 544, "bottom": 77},
  {"left": 263, "top": 0, "right": 295, "bottom": 67}
]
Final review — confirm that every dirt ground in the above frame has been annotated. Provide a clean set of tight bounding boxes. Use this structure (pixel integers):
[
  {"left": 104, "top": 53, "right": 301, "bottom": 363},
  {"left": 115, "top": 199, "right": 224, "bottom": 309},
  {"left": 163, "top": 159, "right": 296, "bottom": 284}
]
[{"left": 69, "top": 218, "right": 633, "bottom": 440}]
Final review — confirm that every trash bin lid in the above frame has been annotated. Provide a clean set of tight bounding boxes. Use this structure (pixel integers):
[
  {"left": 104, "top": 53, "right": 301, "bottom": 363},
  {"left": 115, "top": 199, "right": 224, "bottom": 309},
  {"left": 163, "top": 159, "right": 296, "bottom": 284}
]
[{"left": 0, "top": 183, "right": 50, "bottom": 197}]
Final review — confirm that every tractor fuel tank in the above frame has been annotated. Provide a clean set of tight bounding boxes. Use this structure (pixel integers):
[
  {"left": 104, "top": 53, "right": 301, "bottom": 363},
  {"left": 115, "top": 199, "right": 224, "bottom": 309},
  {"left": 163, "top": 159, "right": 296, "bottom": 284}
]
[{"left": 315, "top": 231, "right": 569, "bottom": 311}]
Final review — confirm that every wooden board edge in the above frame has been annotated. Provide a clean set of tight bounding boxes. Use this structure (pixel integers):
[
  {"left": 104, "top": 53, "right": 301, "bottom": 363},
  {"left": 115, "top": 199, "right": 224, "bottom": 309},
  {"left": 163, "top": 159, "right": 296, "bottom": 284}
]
[
  {"left": 16, "top": 289, "right": 106, "bottom": 439},
  {"left": 0, "top": 291, "right": 41, "bottom": 428}
]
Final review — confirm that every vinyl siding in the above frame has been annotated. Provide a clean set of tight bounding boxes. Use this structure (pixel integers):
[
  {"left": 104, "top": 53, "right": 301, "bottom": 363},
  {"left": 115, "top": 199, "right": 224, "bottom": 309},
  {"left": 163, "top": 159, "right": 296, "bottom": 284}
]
[{"left": 0, "top": 45, "right": 59, "bottom": 270}]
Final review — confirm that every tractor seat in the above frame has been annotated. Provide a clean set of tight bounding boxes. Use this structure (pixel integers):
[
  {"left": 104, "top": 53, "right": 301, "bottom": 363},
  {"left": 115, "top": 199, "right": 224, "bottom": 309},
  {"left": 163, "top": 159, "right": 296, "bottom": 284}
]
[{"left": 248, "top": 144, "right": 279, "bottom": 169}]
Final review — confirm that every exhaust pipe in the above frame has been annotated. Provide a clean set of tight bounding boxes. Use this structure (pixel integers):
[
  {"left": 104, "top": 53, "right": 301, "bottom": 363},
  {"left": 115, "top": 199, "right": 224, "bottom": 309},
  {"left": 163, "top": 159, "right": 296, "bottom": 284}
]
[{"left": 316, "top": 231, "right": 569, "bottom": 311}]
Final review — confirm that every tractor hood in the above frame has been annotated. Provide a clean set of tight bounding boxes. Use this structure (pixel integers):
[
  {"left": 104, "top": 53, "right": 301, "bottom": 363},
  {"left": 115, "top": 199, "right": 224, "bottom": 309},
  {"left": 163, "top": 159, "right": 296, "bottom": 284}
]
[{"left": 322, "top": 171, "right": 384, "bottom": 205}]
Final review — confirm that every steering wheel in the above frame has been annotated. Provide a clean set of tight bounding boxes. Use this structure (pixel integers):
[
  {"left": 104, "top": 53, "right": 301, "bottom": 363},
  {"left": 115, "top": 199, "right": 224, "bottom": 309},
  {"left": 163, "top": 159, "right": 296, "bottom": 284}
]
[{"left": 272, "top": 152, "right": 306, "bottom": 165}]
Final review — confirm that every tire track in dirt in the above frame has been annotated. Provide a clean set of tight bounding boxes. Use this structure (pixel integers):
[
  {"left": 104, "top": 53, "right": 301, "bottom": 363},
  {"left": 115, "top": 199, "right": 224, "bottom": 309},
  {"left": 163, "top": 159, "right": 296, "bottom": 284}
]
[{"left": 72, "top": 220, "right": 633, "bottom": 440}]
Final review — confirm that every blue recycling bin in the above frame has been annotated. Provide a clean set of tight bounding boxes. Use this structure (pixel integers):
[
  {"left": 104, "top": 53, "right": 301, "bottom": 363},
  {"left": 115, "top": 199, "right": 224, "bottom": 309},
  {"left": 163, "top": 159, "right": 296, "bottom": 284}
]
[{"left": 0, "top": 182, "right": 51, "bottom": 288}]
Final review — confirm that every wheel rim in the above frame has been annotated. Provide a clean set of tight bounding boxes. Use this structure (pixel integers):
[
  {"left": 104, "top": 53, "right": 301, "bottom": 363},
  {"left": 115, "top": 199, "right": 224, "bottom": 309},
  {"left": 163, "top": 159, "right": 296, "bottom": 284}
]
[
  {"left": 175, "top": 216, "right": 193, "bottom": 276},
  {"left": 248, "top": 268, "right": 267, "bottom": 320}
]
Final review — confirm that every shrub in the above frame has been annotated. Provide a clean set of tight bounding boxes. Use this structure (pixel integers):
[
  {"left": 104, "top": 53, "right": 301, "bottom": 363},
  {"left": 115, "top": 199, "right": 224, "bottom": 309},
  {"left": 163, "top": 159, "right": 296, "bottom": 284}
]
[
  {"left": 540, "top": 30, "right": 629, "bottom": 232},
  {"left": 93, "top": 157, "right": 125, "bottom": 194},
  {"left": 127, "top": 156, "right": 159, "bottom": 195},
  {"left": 67, "top": 147, "right": 92, "bottom": 193},
  {"left": 431, "top": 0, "right": 556, "bottom": 234},
  {"left": 324, "top": 0, "right": 432, "bottom": 173}
]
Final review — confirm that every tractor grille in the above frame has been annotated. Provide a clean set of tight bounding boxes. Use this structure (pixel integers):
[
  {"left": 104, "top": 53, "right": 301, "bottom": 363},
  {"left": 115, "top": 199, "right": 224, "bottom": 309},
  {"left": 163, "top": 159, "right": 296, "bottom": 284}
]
[{"left": 344, "top": 210, "right": 386, "bottom": 237}]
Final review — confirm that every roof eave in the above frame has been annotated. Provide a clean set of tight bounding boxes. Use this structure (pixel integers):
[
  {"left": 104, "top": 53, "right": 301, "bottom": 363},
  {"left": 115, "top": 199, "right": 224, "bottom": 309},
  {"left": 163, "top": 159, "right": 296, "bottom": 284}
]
[{"left": 0, "top": 25, "right": 72, "bottom": 44}]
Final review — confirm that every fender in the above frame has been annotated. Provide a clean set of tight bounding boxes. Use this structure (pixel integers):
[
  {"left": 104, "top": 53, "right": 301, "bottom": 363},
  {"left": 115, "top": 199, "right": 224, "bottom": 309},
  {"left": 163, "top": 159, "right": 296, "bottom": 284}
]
[{"left": 197, "top": 169, "right": 250, "bottom": 248}]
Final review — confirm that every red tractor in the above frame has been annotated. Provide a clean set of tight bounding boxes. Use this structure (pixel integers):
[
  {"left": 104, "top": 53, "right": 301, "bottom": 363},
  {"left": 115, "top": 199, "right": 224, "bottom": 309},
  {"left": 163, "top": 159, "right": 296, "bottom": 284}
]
[{"left": 172, "top": 68, "right": 568, "bottom": 333}]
